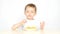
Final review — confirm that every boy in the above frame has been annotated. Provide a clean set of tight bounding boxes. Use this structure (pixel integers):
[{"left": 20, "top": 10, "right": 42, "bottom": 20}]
[{"left": 12, "top": 3, "right": 45, "bottom": 31}]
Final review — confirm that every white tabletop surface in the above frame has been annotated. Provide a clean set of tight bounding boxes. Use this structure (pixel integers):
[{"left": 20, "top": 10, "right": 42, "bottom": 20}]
[{"left": 0, "top": 30, "right": 60, "bottom": 34}]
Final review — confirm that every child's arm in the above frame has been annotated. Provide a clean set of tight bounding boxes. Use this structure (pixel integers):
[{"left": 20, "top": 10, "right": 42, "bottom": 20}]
[
  {"left": 40, "top": 21, "right": 45, "bottom": 30},
  {"left": 11, "top": 20, "right": 26, "bottom": 31}
]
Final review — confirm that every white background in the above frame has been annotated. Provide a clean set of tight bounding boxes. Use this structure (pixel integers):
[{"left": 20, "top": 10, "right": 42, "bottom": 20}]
[{"left": 0, "top": 0, "right": 60, "bottom": 31}]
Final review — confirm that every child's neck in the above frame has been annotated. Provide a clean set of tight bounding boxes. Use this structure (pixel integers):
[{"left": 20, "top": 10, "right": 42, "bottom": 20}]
[{"left": 27, "top": 18, "right": 34, "bottom": 20}]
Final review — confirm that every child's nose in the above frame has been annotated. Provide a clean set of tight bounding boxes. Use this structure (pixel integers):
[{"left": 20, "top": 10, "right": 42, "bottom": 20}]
[{"left": 28, "top": 12, "right": 31, "bottom": 15}]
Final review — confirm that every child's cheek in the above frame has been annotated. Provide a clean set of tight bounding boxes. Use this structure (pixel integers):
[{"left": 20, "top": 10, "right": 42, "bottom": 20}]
[
  {"left": 26, "top": 13, "right": 29, "bottom": 16},
  {"left": 31, "top": 13, "right": 35, "bottom": 17}
]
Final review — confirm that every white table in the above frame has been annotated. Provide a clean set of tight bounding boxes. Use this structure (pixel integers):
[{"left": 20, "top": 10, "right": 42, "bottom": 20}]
[{"left": 0, "top": 30, "right": 60, "bottom": 34}]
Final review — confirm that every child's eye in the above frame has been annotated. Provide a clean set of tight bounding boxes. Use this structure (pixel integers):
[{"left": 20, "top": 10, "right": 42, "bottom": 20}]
[
  {"left": 26, "top": 11, "right": 29, "bottom": 13},
  {"left": 31, "top": 11, "right": 34, "bottom": 13}
]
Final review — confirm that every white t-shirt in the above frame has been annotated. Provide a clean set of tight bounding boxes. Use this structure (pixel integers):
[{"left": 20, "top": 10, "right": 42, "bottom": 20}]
[{"left": 23, "top": 19, "right": 40, "bottom": 31}]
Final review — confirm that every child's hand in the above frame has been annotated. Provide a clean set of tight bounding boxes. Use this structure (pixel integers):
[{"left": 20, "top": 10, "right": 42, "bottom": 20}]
[
  {"left": 40, "top": 21, "right": 45, "bottom": 30},
  {"left": 11, "top": 19, "right": 26, "bottom": 31}
]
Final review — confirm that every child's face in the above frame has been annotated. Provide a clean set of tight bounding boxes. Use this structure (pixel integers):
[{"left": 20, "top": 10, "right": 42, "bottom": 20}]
[{"left": 25, "top": 6, "right": 36, "bottom": 19}]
